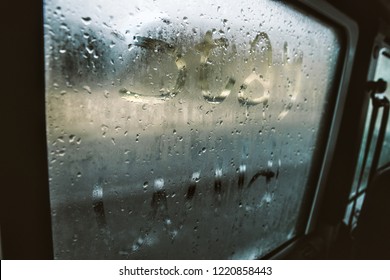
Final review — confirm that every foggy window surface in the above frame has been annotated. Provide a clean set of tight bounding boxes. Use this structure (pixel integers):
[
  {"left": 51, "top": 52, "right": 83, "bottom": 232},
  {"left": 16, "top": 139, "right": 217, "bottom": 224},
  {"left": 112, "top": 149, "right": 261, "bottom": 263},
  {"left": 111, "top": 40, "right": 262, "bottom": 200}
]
[{"left": 45, "top": 0, "right": 341, "bottom": 259}]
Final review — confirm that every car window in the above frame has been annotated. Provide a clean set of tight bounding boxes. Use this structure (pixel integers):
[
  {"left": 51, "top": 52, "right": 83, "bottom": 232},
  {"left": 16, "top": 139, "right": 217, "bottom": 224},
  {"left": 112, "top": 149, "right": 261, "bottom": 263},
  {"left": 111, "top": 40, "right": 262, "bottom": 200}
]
[{"left": 45, "top": 0, "right": 342, "bottom": 259}]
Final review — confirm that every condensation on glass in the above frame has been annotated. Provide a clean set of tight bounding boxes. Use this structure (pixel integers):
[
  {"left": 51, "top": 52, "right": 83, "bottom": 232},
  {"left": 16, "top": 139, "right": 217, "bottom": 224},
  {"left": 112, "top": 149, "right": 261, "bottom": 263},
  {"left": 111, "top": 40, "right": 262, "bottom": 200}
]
[{"left": 44, "top": 0, "right": 341, "bottom": 259}]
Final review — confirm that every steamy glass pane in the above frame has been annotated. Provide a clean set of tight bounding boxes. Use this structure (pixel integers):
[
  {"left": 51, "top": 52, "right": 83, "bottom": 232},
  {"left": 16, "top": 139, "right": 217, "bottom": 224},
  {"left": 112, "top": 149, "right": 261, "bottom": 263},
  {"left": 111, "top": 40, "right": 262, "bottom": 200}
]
[{"left": 45, "top": 0, "right": 341, "bottom": 259}]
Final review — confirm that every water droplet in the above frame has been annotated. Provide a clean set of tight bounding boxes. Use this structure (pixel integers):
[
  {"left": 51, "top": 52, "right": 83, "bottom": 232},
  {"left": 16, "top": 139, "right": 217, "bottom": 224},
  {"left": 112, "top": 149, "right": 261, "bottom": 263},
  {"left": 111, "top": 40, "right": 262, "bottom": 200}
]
[
  {"left": 76, "top": 172, "right": 82, "bottom": 178},
  {"left": 262, "top": 192, "right": 272, "bottom": 204},
  {"left": 215, "top": 168, "right": 223, "bottom": 178},
  {"left": 132, "top": 237, "right": 144, "bottom": 252},
  {"left": 59, "top": 49, "right": 66, "bottom": 54},
  {"left": 81, "top": 17, "right": 92, "bottom": 25},
  {"left": 86, "top": 44, "right": 94, "bottom": 54},
  {"left": 58, "top": 149, "right": 66, "bottom": 157},
  {"left": 154, "top": 178, "right": 164, "bottom": 190},
  {"left": 92, "top": 183, "right": 103, "bottom": 206},
  {"left": 69, "top": 134, "right": 76, "bottom": 143},
  {"left": 192, "top": 171, "right": 201, "bottom": 182},
  {"left": 104, "top": 90, "right": 110, "bottom": 98},
  {"left": 83, "top": 85, "right": 91, "bottom": 94}
]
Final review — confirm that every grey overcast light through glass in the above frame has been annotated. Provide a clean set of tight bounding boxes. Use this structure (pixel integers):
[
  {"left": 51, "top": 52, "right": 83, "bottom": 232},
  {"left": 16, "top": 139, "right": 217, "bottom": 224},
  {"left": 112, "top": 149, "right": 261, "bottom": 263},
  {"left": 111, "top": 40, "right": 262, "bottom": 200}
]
[{"left": 44, "top": 0, "right": 341, "bottom": 259}]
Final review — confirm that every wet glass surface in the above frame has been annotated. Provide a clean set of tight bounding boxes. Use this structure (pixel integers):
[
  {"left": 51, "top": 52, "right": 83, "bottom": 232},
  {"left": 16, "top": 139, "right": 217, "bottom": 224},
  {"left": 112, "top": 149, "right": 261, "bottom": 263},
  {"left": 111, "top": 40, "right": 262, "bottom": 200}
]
[{"left": 45, "top": 0, "right": 341, "bottom": 259}]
